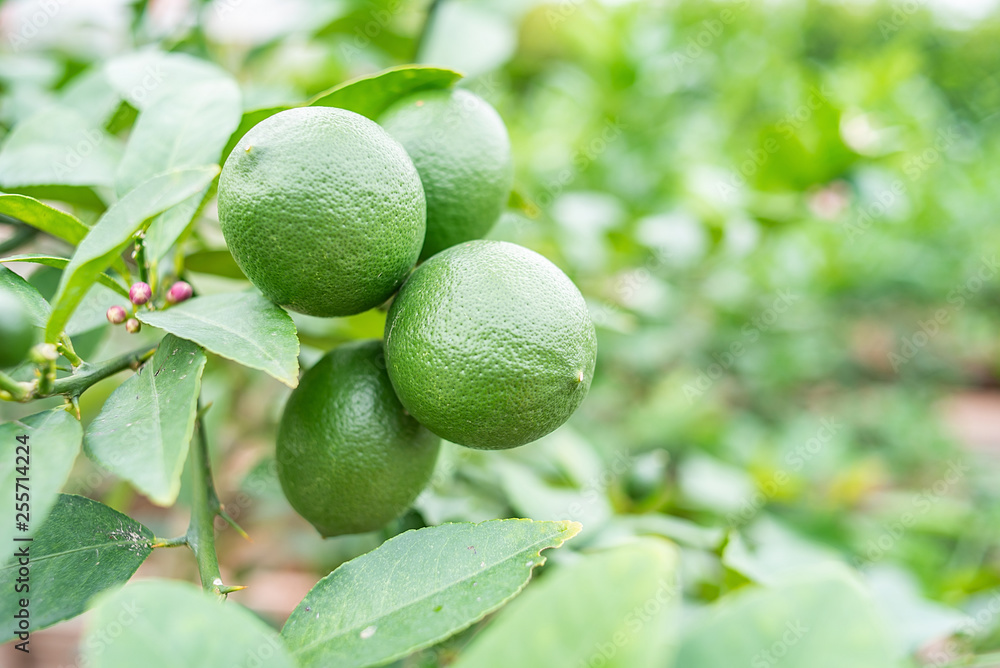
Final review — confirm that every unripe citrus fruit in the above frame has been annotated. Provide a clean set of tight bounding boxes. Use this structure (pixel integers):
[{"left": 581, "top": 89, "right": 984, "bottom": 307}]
[
  {"left": 218, "top": 107, "right": 426, "bottom": 317},
  {"left": 384, "top": 240, "right": 597, "bottom": 450},
  {"left": 0, "top": 290, "right": 35, "bottom": 368},
  {"left": 277, "top": 339, "right": 440, "bottom": 537},
  {"left": 380, "top": 88, "right": 513, "bottom": 260}
]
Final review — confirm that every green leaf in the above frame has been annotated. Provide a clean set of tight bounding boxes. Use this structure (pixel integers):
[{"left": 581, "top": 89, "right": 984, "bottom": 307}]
[
  {"left": 0, "top": 494, "right": 153, "bottom": 641},
  {"left": 137, "top": 292, "right": 299, "bottom": 388},
  {"left": 0, "top": 265, "right": 50, "bottom": 326},
  {"left": 84, "top": 335, "right": 206, "bottom": 506},
  {"left": 0, "top": 409, "right": 82, "bottom": 549},
  {"left": 82, "top": 579, "right": 296, "bottom": 668},
  {"left": 0, "top": 185, "right": 106, "bottom": 211},
  {"left": 0, "top": 106, "right": 123, "bottom": 188},
  {"left": 453, "top": 539, "right": 678, "bottom": 668},
  {"left": 674, "top": 564, "right": 895, "bottom": 668},
  {"left": 281, "top": 519, "right": 581, "bottom": 668},
  {"left": 0, "top": 194, "right": 90, "bottom": 244},
  {"left": 116, "top": 78, "right": 240, "bottom": 196},
  {"left": 144, "top": 183, "right": 214, "bottom": 262},
  {"left": 104, "top": 51, "right": 234, "bottom": 111},
  {"left": 308, "top": 65, "right": 463, "bottom": 120},
  {"left": 183, "top": 248, "right": 249, "bottom": 280},
  {"left": 113, "top": 74, "right": 238, "bottom": 261},
  {"left": 0, "top": 255, "right": 129, "bottom": 298},
  {"left": 45, "top": 165, "right": 219, "bottom": 341}
]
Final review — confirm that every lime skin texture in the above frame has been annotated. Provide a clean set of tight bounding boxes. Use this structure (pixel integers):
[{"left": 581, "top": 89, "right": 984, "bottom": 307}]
[
  {"left": 0, "top": 290, "right": 35, "bottom": 368},
  {"left": 276, "top": 339, "right": 440, "bottom": 538},
  {"left": 384, "top": 240, "right": 597, "bottom": 450},
  {"left": 380, "top": 88, "right": 513, "bottom": 261},
  {"left": 218, "top": 106, "right": 426, "bottom": 317}
]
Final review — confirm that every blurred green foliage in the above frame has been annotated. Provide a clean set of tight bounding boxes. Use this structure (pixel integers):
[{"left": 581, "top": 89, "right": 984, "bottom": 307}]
[{"left": 3, "top": 0, "right": 1000, "bottom": 665}]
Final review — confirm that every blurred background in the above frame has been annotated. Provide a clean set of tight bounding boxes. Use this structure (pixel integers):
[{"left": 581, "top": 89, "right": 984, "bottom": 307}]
[{"left": 3, "top": 0, "right": 1000, "bottom": 665}]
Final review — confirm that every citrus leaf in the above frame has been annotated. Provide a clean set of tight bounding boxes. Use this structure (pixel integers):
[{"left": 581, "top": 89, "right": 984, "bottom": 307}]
[
  {"left": 309, "top": 64, "right": 462, "bottom": 120},
  {"left": 675, "top": 564, "right": 895, "bottom": 668},
  {"left": 0, "top": 265, "right": 50, "bottom": 326},
  {"left": 137, "top": 292, "right": 299, "bottom": 388},
  {"left": 183, "top": 248, "right": 248, "bottom": 280},
  {"left": 144, "top": 184, "right": 213, "bottom": 262},
  {"left": 83, "top": 335, "right": 205, "bottom": 506},
  {"left": 281, "top": 519, "right": 581, "bottom": 668},
  {"left": 115, "top": 81, "right": 240, "bottom": 196},
  {"left": 82, "top": 580, "right": 296, "bottom": 668},
  {"left": 0, "top": 194, "right": 90, "bottom": 244},
  {"left": 104, "top": 50, "right": 236, "bottom": 111},
  {"left": 453, "top": 539, "right": 678, "bottom": 668},
  {"left": 0, "top": 494, "right": 153, "bottom": 641},
  {"left": 0, "top": 255, "right": 129, "bottom": 298},
  {"left": 45, "top": 165, "right": 219, "bottom": 341},
  {"left": 0, "top": 106, "right": 123, "bottom": 188},
  {"left": 0, "top": 409, "right": 81, "bottom": 550}
]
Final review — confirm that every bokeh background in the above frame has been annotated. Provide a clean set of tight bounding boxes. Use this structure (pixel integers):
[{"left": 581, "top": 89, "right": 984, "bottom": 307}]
[{"left": 3, "top": 0, "right": 1000, "bottom": 665}]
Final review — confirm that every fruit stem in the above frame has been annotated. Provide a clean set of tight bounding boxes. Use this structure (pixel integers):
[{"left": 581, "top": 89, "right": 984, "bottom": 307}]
[
  {"left": 185, "top": 397, "right": 239, "bottom": 598},
  {"left": 42, "top": 346, "right": 157, "bottom": 399},
  {"left": 414, "top": 0, "right": 445, "bottom": 61},
  {"left": 0, "top": 370, "right": 30, "bottom": 401}
]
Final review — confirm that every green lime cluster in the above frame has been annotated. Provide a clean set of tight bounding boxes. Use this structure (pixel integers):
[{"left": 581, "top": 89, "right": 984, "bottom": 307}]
[{"left": 220, "top": 87, "right": 595, "bottom": 537}]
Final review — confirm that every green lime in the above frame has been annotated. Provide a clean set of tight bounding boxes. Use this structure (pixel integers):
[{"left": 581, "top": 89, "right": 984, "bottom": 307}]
[
  {"left": 380, "top": 88, "right": 513, "bottom": 261},
  {"left": 384, "top": 240, "right": 597, "bottom": 450},
  {"left": 218, "top": 107, "right": 426, "bottom": 317},
  {"left": 277, "top": 339, "right": 440, "bottom": 537},
  {"left": 0, "top": 290, "right": 35, "bottom": 368}
]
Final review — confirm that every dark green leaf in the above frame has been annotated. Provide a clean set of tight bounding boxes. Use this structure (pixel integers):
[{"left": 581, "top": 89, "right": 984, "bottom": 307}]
[
  {"left": 281, "top": 519, "right": 580, "bottom": 668},
  {"left": 0, "top": 409, "right": 82, "bottom": 549},
  {"left": 83, "top": 579, "right": 296, "bottom": 668},
  {"left": 138, "top": 292, "right": 299, "bottom": 388},
  {"left": 308, "top": 65, "right": 463, "bottom": 120},
  {"left": 0, "top": 255, "right": 128, "bottom": 298},
  {"left": 84, "top": 335, "right": 206, "bottom": 506},
  {"left": 45, "top": 165, "right": 219, "bottom": 341},
  {"left": 0, "top": 194, "right": 90, "bottom": 245},
  {"left": 0, "top": 265, "right": 50, "bottom": 326},
  {"left": 0, "top": 494, "right": 153, "bottom": 640}
]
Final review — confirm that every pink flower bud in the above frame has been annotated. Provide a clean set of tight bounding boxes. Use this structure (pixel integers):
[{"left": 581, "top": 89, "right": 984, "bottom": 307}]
[
  {"left": 106, "top": 305, "right": 128, "bottom": 324},
  {"left": 129, "top": 282, "right": 152, "bottom": 305},
  {"left": 166, "top": 281, "right": 193, "bottom": 304},
  {"left": 125, "top": 318, "right": 141, "bottom": 334}
]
